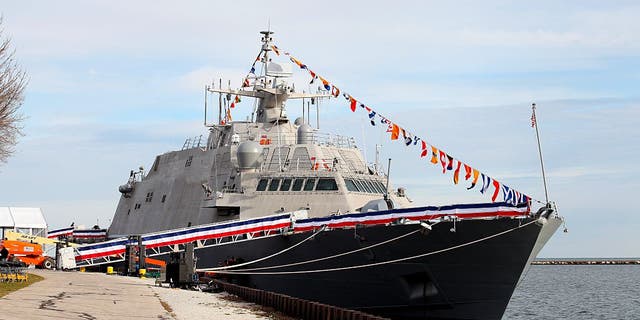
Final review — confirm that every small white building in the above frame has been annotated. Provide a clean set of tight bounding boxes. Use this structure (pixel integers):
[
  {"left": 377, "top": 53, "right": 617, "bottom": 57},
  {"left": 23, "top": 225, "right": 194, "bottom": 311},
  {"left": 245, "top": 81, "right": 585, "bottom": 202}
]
[{"left": 0, "top": 207, "right": 48, "bottom": 239}]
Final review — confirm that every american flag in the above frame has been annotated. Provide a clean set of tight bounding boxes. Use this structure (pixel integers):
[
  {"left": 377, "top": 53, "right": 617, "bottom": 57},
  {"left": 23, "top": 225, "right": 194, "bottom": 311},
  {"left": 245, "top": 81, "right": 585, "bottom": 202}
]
[{"left": 531, "top": 105, "right": 537, "bottom": 128}]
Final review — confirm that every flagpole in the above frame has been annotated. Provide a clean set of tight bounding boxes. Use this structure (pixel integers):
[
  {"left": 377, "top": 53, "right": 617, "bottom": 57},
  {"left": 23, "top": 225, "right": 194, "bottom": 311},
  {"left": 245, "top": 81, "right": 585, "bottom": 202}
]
[{"left": 532, "top": 103, "right": 549, "bottom": 204}]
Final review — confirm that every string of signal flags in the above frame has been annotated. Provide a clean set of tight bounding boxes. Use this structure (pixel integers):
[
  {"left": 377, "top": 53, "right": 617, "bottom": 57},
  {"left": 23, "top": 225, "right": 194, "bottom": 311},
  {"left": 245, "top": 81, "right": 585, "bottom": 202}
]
[{"left": 228, "top": 43, "right": 536, "bottom": 207}]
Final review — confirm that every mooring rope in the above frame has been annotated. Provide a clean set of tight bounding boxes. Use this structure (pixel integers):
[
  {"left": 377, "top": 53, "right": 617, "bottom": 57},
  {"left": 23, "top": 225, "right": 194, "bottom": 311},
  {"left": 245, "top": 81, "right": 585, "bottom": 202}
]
[
  {"left": 207, "top": 219, "right": 537, "bottom": 275},
  {"left": 224, "top": 225, "right": 428, "bottom": 272},
  {"left": 199, "top": 225, "right": 326, "bottom": 271}
]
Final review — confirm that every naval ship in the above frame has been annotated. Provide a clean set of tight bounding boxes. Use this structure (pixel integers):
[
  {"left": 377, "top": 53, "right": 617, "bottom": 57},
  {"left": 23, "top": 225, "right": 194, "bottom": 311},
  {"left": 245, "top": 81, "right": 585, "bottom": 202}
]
[{"left": 104, "top": 31, "right": 563, "bottom": 319}]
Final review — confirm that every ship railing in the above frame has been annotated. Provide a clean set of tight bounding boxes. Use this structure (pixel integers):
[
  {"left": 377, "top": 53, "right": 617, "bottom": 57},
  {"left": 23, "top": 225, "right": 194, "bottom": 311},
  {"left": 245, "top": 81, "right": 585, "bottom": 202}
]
[
  {"left": 182, "top": 135, "right": 204, "bottom": 150},
  {"left": 311, "top": 132, "right": 358, "bottom": 148},
  {"left": 260, "top": 132, "right": 357, "bottom": 149},
  {"left": 220, "top": 186, "right": 245, "bottom": 194}
]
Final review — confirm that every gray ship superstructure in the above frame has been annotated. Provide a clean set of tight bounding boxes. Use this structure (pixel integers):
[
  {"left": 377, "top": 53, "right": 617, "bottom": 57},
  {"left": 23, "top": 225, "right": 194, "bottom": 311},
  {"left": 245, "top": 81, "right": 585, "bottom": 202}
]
[
  {"left": 107, "top": 31, "right": 562, "bottom": 320},
  {"left": 110, "top": 36, "right": 410, "bottom": 236}
]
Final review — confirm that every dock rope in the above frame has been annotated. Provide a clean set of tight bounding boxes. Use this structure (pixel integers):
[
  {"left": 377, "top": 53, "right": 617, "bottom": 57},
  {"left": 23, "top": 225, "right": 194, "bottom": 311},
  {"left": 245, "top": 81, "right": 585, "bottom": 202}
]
[
  {"left": 201, "top": 225, "right": 326, "bottom": 271},
  {"left": 207, "top": 219, "right": 537, "bottom": 275},
  {"left": 221, "top": 225, "right": 429, "bottom": 272}
]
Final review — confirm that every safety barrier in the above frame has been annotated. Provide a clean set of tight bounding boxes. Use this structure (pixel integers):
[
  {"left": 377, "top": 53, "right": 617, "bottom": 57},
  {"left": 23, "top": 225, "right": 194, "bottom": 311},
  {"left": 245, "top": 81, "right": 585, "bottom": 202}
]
[
  {"left": 0, "top": 264, "right": 28, "bottom": 283},
  {"left": 213, "top": 279, "right": 389, "bottom": 320}
]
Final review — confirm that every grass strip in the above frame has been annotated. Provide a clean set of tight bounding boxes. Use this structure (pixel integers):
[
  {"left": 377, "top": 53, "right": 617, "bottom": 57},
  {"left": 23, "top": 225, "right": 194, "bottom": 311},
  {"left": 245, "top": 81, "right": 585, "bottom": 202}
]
[{"left": 0, "top": 273, "right": 44, "bottom": 297}]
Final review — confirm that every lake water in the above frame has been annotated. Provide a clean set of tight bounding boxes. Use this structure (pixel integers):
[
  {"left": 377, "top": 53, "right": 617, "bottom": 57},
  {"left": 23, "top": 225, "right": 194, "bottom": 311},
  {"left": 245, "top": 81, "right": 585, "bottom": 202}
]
[{"left": 504, "top": 265, "right": 640, "bottom": 319}]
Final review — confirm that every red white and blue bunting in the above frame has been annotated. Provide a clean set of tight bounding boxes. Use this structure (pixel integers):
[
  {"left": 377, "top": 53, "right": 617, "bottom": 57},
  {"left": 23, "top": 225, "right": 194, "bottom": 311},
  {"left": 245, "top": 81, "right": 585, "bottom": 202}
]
[
  {"left": 47, "top": 227, "right": 107, "bottom": 240},
  {"left": 74, "top": 202, "right": 528, "bottom": 262},
  {"left": 75, "top": 213, "right": 291, "bottom": 261},
  {"left": 47, "top": 226, "right": 74, "bottom": 239},
  {"left": 294, "top": 202, "right": 530, "bottom": 232}
]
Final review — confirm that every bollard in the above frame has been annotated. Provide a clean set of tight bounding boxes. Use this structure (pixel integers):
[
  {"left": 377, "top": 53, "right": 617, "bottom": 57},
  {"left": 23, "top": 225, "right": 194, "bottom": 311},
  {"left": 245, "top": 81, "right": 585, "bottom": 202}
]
[{"left": 106, "top": 266, "right": 114, "bottom": 275}]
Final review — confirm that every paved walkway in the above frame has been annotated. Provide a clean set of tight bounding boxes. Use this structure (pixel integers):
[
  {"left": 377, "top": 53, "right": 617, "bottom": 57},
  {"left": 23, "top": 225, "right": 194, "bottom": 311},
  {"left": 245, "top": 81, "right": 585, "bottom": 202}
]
[
  {"left": 0, "top": 270, "right": 273, "bottom": 320},
  {"left": 0, "top": 270, "right": 171, "bottom": 320}
]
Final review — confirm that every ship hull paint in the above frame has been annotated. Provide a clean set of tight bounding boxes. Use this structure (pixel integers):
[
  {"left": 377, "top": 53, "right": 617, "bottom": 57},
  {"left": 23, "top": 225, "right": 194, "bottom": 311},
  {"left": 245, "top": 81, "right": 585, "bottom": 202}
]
[{"left": 171, "top": 218, "right": 541, "bottom": 320}]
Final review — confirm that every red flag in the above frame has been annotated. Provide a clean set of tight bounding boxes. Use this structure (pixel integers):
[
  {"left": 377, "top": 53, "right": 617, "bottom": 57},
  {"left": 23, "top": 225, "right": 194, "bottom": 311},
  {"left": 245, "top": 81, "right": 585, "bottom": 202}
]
[
  {"left": 464, "top": 164, "right": 472, "bottom": 180},
  {"left": 439, "top": 150, "right": 448, "bottom": 173},
  {"left": 491, "top": 179, "right": 501, "bottom": 202},
  {"left": 349, "top": 96, "right": 357, "bottom": 112},
  {"left": 420, "top": 141, "right": 428, "bottom": 157}
]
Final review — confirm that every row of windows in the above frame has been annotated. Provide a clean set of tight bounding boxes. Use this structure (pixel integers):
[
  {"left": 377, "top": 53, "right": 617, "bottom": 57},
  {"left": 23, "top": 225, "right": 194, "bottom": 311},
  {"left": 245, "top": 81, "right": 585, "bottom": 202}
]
[
  {"left": 256, "top": 178, "right": 339, "bottom": 192},
  {"left": 344, "top": 179, "right": 387, "bottom": 194},
  {"left": 255, "top": 177, "right": 386, "bottom": 194}
]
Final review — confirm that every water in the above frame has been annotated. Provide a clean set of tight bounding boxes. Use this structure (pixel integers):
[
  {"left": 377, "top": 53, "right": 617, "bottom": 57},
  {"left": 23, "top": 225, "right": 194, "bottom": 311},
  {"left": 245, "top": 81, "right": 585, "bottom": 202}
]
[{"left": 504, "top": 265, "right": 640, "bottom": 319}]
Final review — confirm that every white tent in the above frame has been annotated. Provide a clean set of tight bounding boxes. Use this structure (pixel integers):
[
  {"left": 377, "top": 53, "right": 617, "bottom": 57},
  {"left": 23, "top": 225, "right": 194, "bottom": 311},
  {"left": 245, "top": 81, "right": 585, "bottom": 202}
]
[{"left": 0, "top": 207, "right": 48, "bottom": 238}]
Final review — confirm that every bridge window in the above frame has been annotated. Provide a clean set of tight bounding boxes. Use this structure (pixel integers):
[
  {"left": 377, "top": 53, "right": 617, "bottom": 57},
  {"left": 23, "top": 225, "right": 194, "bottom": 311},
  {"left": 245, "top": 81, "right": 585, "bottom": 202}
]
[
  {"left": 268, "top": 178, "right": 281, "bottom": 191},
  {"left": 303, "top": 178, "right": 316, "bottom": 191},
  {"left": 344, "top": 179, "right": 359, "bottom": 192},
  {"left": 359, "top": 180, "right": 373, "bottom": 193},
  {"left": 316, "top": 178, "right": 338, "bottom": 191},
  {"left": 280, "top": 178, "right": 292, "bottom": 191},
  {"left": 375, "top": 181, "right": 387, "bottom": 194},
  {"left": 256, "top": 179, "right": 268, "bottom": 191},
  {"left": 363, "top": 180, "right": 378, "bottom": 194},
  {"left": 291, "top": 178, "right": 304, "bottom": 191}
]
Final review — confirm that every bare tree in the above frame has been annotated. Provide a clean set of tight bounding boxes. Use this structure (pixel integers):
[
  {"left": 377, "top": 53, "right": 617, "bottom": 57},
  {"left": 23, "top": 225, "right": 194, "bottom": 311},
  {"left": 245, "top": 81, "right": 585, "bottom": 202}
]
[{"left": 0, "top": 17, "right": 27, "bottom": 164}]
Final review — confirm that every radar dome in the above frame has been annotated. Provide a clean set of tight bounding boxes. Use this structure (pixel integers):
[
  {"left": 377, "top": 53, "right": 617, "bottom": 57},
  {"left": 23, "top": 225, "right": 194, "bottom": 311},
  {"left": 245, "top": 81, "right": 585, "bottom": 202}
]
[
  {"left": 266, "top": 62, "right": 293, "bottom": 78},
  {"left": 237, "top": 141, "right": 263, "bottom": 171},
  {"left": 297, "top": 123, "right": 313, "bottom": 144}
]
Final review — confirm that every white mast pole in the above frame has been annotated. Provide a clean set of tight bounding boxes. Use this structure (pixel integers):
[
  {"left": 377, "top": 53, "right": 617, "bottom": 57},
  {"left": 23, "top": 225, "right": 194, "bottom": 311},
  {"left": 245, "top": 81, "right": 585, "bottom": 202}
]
[{"left": 532, "top": 103, "right": 549, "bottom": 204}]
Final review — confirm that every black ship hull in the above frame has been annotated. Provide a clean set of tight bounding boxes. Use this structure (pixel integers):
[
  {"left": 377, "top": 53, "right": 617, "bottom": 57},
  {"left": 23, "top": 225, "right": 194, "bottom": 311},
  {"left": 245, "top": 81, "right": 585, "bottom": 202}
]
[{"left": 187, "top": 217, "right": 541, "bottom": 320}]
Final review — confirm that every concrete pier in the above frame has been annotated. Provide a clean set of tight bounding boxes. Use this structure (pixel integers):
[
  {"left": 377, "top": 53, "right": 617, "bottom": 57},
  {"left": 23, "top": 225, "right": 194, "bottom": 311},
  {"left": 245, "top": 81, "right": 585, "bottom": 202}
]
[
  {"left": 0, "top": 270, "right": 171, "bottom": 319},
  {"left": 0, "top": 270, "right": 272, "bottom": 320},
  {"left": 532, "top": 259, "right": 640, "bottom": 265}
]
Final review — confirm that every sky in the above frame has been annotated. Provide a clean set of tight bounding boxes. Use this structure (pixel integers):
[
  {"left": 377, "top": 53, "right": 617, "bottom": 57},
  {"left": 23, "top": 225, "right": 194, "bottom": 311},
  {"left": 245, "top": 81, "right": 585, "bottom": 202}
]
[{"left": 0, "top": 1, "right": 638, "bottom": 257}]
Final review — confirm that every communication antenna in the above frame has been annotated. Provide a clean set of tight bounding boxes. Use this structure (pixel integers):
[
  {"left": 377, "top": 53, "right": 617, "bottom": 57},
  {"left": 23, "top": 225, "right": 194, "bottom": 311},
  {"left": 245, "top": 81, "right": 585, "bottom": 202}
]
[
  {"left": 218, "top": 78, "right": 222, "bottom": 124},
  {"left": 203, "top": 85, "right": 208, "bottom": 126},
  {"left": 374, "top": 144, "right": 381, "bottom": 174},
  {"left": 385, "top": 158, "right": 392, "bottom": 199}
]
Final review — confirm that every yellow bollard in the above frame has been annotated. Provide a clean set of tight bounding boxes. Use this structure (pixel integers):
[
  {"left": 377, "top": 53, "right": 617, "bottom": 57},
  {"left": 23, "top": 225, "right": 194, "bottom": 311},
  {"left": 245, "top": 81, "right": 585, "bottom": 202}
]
[
  {"left": 139, "top": 268, "right": 146, "bottom": 278},
  {"left": 80, "top": 267, "right": 86, "bottom": 272},
  {"left": 106, "top": 266, "right": 114, "bottom": 275}
]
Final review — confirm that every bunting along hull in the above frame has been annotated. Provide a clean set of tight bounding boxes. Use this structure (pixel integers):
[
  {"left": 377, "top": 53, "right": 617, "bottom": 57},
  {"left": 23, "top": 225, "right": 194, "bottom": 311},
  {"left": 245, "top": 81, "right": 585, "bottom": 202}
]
[{"left": 187, "top": 217, "right": 546, "bottom": 320}]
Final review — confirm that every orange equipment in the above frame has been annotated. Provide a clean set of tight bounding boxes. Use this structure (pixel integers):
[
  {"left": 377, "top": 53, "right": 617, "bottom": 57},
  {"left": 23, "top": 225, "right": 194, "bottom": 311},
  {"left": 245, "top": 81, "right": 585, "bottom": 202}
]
[
  {"left": 133, "top": 256, "right": 166, "bottom": 268},
  {"left": 0, "top": 240, "right": 55, "bottom": 269}
]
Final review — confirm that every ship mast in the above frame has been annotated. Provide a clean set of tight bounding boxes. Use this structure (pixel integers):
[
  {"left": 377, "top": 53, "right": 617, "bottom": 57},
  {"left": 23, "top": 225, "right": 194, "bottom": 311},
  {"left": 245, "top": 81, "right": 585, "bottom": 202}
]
[{"left": 206, "top": 31, "right": 331, "bottom": 126}]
